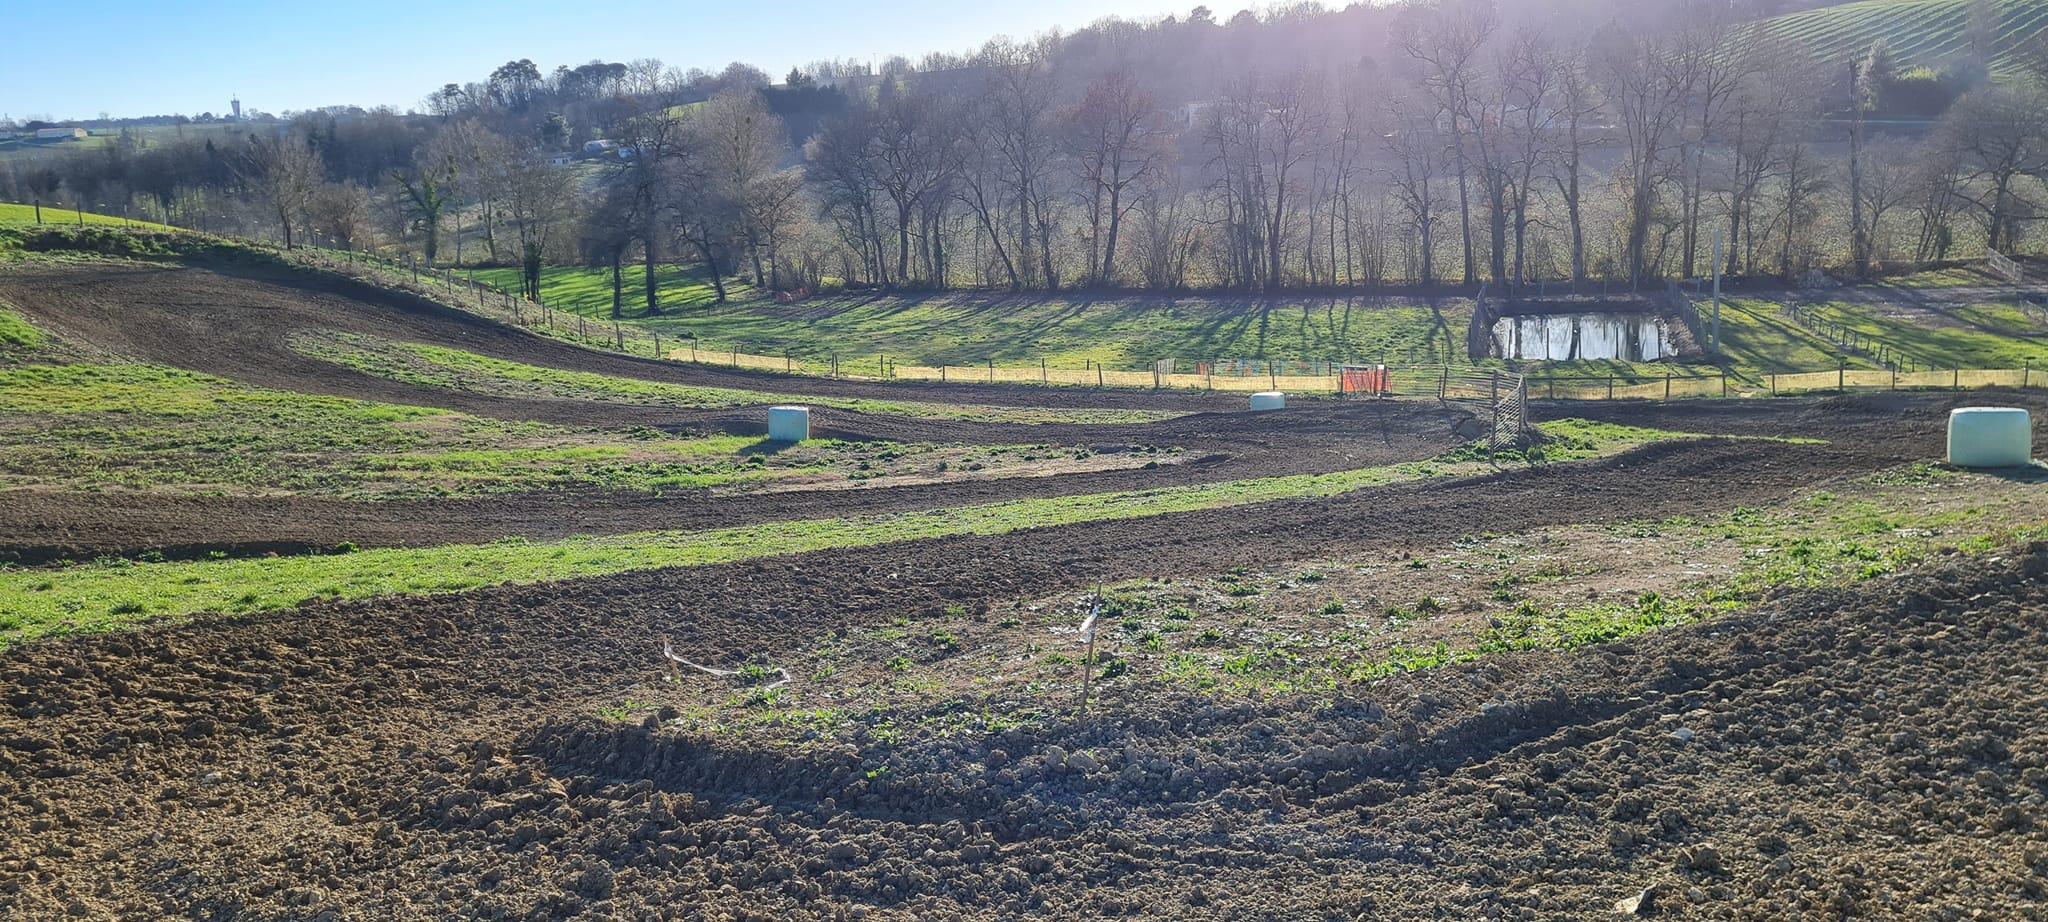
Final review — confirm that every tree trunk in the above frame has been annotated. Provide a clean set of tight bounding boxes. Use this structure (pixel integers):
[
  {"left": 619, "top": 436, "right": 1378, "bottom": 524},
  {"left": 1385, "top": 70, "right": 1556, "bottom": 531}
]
[
  {"left": 643, "top": 240, "right": 661, "bottom": 315},
  {"left": 611, "top": 248, "right": 623, "bottom": 319}
]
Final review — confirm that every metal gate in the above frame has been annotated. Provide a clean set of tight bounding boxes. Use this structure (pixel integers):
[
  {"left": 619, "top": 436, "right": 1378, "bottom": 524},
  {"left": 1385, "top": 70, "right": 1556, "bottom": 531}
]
[{"left": 1439, "top": 369, "right": 1530, "bottom": 451}]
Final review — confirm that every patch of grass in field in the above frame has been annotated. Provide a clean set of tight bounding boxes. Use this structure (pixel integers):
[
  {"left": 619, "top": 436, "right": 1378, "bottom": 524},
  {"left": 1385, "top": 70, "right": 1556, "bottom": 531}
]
[
  {"left": 1880, "top": 265, "right": 2002, "bottom": 289},
  {"left": 1804, "top": 300, "right": 2048, "bottom": 371},
  {"left": 471, "top": 264, "right": 748, "bottom": 317},
  {"left": 1712, "top": 300, "right": 1865, "bottom": 376},
  {"left": 0, "top": 419, "right": 1682, "bottom": 645},
  {"left": 0, "top": 363, "right": 872, "bottom": 497},
  {"left": 296, "top": 332, "right": 1175, "bottom": 425},
  {"left": 0, "top": 203, "right": 169, "bottom": 229},
  {"left": 0, "top": 307, "right": 44, "bottom": 353},
  {"left": 491, "top": 265, "right": 1465, "bottom": 369},
  {"left": 1746, "top": 0, "right": 2048, "bottom": 80}
]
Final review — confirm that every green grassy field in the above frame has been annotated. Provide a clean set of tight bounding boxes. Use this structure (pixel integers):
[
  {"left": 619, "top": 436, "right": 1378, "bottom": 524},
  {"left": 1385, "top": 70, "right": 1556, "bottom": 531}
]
[
  {"left": 471, "top": 264, "right": 748, "bottom": 317},
  {"left": 480, "top": 261, "right": 2048, "bottom": 385},
  {"left": 1803, "top": 300, "right": 2048, "bottom": 369},
  {"left": 0, "top": 307, "right": 44, "bottom": 353},
  {"left": 483, "top": 265, "right": 1466, "bottom": 369},
  {"left": 0, "top": 363, "right": 1102, "bottom": 499},
  {"left": 0, "top": 203, "right": 169, "bottom": 229},
  {"left": 1747, "top": 0, "right": 2048, "bottom": 77},
  {"left": 297, "top": 332, "right": 1174, "bottom": 424},
  {"left": 0, "top": 420, "right": 1685, "bottom": 646}
]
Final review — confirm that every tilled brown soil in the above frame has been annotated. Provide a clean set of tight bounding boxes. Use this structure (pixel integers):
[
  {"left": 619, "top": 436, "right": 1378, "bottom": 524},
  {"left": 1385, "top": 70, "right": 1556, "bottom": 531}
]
[
  {"left": 0, "top": 430, "right": 2018, "bottom": 919},
  {"left": 10, "top": 387, "right": 2041, "bottom": 563},
  {"left": 0, "top": 399, "right": 1462, "bottom": 563}
]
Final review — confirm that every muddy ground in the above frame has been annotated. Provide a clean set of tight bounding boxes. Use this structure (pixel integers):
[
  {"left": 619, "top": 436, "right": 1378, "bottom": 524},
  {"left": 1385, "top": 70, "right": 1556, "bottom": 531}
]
[
  {"left": 4, "top": 256, "right": 2048, "bottom": 918},
  {"left": 1, "top": 424, "right": 2043, "bottom": 919}
]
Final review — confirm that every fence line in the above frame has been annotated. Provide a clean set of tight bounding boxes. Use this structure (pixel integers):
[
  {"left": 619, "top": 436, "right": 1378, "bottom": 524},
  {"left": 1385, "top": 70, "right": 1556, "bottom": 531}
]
[{"left": 261, "top": 242, "right": 2045, "bottom": 404}]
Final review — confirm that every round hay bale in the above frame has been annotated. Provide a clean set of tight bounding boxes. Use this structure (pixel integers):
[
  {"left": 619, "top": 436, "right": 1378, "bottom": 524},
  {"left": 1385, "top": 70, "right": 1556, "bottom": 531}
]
[
  {"left": 1947, "top": 407, "right": 2031, "bottom": 468},
  {"left": 1249, "top": 391, "right": 1286, "bottom": 411},
  {"left": 767, "top": 405, "right": 811, "bottom": 443}
]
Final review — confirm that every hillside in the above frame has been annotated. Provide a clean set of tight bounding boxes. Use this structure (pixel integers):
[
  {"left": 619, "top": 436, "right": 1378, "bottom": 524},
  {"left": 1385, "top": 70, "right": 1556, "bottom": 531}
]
[{"left": 1751, "top": 0, "right": 2048, "bottom": 78}]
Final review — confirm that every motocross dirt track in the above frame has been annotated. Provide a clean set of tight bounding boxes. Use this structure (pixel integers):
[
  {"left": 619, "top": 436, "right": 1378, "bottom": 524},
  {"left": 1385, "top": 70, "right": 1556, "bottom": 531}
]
[
  {"left": 0, "top": 260, "right": 1468, "bottom": 562},
  {"left": 3, "top": 431, "right": 2045, "bottom": 919},
  {"left": 4, "top": 257, "right": 2048, "bottom": 919}
]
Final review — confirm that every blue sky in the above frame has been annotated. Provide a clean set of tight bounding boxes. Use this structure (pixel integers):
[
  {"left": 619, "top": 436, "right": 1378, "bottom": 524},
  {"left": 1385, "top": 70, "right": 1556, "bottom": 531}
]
[{"left": 1, "top": 0, "right": 1197, "bottom": 121}]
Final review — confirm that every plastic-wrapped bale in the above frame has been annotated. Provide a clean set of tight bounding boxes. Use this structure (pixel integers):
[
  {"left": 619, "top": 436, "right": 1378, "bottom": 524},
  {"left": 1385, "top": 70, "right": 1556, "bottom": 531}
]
[
  {"left": 1249, "top": 391, "right": 1286, "bottom": 411},
  {"left": 767, "top": 405, "right": 810, "bottom": 443},
  {"left": 1946, "top": 407, "right": 2031, "bottom": 468}
]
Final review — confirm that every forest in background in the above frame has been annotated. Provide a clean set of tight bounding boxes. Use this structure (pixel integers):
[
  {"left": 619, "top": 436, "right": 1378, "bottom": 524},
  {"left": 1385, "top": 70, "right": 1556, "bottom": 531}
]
[{"left": 7, "top": 0, "right": 2048, "bottom": 307}]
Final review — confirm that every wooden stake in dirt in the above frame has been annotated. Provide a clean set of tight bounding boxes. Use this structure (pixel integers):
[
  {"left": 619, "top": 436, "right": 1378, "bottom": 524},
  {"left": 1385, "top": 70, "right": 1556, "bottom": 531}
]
[{"left": 1077, "top": 588, "right": 1103, "bottom": 715}]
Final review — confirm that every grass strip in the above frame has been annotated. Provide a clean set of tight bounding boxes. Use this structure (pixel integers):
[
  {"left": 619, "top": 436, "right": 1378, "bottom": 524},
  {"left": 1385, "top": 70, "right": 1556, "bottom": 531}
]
[
  {"left": 298, "top": 333, "right": 1178, "bottom": 425},
  {"left": 0, "top": 420, "right": 1690, "bottom": 646}
]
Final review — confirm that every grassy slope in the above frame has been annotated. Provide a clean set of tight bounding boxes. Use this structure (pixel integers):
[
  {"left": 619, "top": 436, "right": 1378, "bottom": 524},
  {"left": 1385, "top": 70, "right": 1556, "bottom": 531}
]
[
  {"left": 0, "top": 203, "right": 171, "bottom": 230},
  {"left": 494, "top": 265, "right": 2034, "bottom": 384},
  {"left": 0, "top": 307, "right": 44, "bottom": 353},
  {"left": 0, "top": 420, "right": 1683, "bottom": 645},
  {"left": 0, "top": 364, "right": 824, "bottom": 497},
  {"left": 1806, "top": 300, "right": 2048, "bottom": 369},
  {"left": 488, "top": 265, "right": 1466, "bottom": 369},
  {"left": 1748, "top": 0, "right": 2048, "bottom": 77},
  {"left": 297, "top": 333, "right": 1173, "bottom": 425}
]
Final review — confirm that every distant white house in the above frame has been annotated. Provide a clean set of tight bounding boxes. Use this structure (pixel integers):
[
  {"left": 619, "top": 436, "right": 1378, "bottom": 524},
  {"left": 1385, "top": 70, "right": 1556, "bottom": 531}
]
[
  {"left": 545, "top": 152, "right": 575, "bottom": 167},
  {"left": 35, "top": 127, "right": 87, "bottom": 141},
  {"left": 583, "top": 139, "right": 617, "bottom": 155}
]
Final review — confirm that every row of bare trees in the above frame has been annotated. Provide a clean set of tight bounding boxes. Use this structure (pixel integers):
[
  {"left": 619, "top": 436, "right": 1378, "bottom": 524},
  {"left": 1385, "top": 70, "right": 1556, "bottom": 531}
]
[
  {"left": 764, "top": 0, "right": 2048, "bottom": 296},
  {"left": 10, "top": 0, "right": 2048, "bottom": 301}
]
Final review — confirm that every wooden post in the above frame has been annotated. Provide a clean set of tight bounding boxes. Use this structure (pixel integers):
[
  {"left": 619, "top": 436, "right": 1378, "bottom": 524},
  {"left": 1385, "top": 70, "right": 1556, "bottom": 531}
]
[
  {"left": 1041, "top": 357, "right": 1047, "bottom": 385},
  {"left": 1664, "top": 373, "right": 1671, "bottom": 401},
  {"left": 1838, "top": 362, "right": 1846, "bottom": 393},
  {"left": 1953, "top": 368, "right": 1960, "bottom": 391},
  {"left": 1770, "top": 373, "right": 1777, "bottom": 397},
  {"left": 988, "top": 357, "right": 994, "bottom": 384},
  {"left": 1077, "top": 591, "right": 1102, "bottom": 716},
  {"left": 1607, "top": 376, "right": 1614, "bottom": 400},
  {"left": 1097, "top": 365, "right": 1104, "bottom": 388}
]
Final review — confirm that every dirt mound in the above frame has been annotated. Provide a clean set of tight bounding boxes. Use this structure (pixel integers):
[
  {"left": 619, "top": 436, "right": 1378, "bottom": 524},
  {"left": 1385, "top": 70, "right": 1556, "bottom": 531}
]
[
  {"left": 11, "top": 542, "right": 2033, "bottom": 918},
  {"left": 469, "top": 545, "right": 2048, "bottom": 920}
]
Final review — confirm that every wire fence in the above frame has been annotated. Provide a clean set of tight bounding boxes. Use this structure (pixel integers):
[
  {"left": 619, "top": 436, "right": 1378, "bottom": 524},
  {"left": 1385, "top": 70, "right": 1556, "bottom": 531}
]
[{"left": 197, "top": 241, "right": 2048, "bottom": 405}]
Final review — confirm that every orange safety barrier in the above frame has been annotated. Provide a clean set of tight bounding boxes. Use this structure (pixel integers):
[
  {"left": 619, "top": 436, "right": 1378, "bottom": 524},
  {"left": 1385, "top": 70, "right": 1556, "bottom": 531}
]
[{"left": 1340, "top": 366, "right": 1391, "bottom": 395}]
